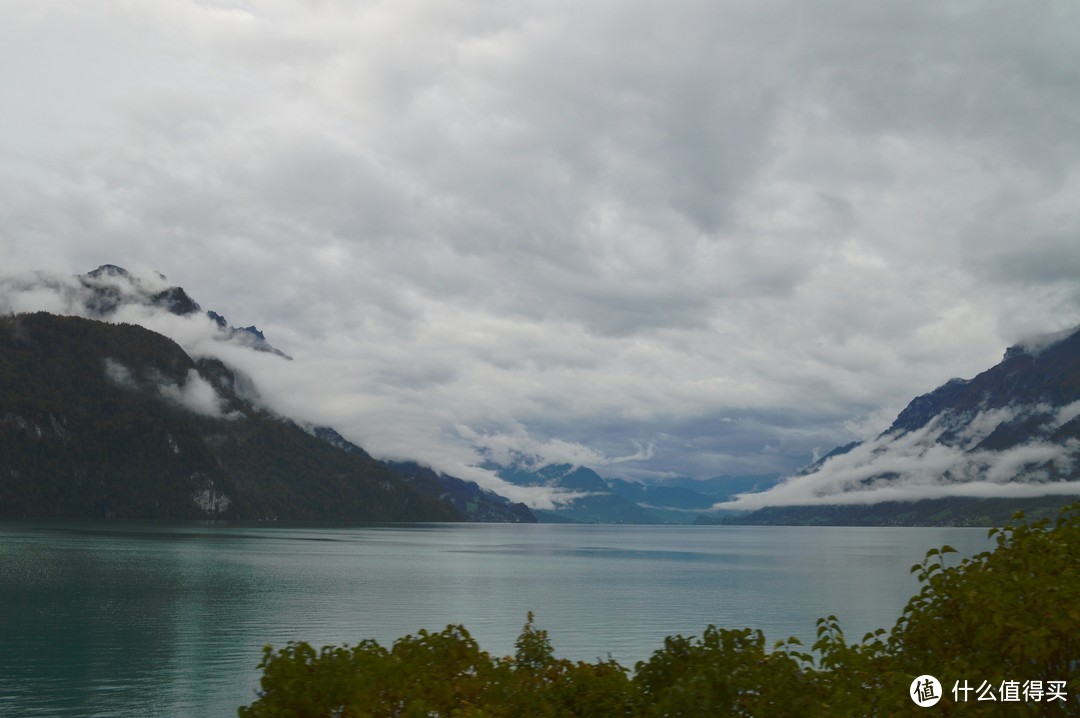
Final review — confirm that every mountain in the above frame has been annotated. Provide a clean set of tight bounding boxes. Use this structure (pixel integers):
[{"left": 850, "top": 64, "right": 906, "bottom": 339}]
[
  {"left": 494, "top": 463, "right": 610, "bottom": 492},
  {"left": 607, "top": 478, "right": 718, "bottom": 510},
  {"left": 486, "top": 462, "right": 763, "bottom": 523},
  {"left": 2, "top": 265, "right": 539, "bottom": 521},
  {"left": 386, "top": 461, "right": 536, "bottom": 523},
  {"left": 310, "top": 426, "right": 536, "bottom": 523},
  {"left": 723, "top": 325, "right": 1080, "bottom": 525},
  {"left": 0, "top": 312, "right": 458, "bottom": 521},
  {"left": 487, "top": 462, "right": 660, "bottom": 523},
  {"left": 635, "top": 474, "right": 782, "bottom": 502},
  {"left": 79, "top": 264, "right": 292, "bottom": 359}
]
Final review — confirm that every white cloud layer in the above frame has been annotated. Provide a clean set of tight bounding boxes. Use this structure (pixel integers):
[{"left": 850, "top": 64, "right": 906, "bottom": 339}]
[
  {"left": 103, "top": 356, "right": 237, "bottom": 420},
  {"left": 157, "top": 369, "right": 238, "bottom": 420},
  {"left": 723, "top": 407, "right": 1080, "bottom": 509},
  {"left": 3, "top": 1, "right": 1080, "bottom": 500}
]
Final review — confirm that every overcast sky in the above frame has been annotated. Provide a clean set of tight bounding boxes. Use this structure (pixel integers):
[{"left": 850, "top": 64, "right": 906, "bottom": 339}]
[{"left": 3, "top": 1, "right": 1080, "bottom": 494}]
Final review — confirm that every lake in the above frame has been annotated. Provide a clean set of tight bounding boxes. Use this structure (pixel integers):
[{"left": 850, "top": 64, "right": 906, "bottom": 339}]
[{"left": 0, "top": 521, "right": 993, "bottom": 717}]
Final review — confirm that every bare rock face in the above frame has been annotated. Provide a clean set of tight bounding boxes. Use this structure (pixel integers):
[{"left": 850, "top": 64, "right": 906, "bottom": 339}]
[{"left": 78, "top": 264, "right": 292, "bottom": 359}]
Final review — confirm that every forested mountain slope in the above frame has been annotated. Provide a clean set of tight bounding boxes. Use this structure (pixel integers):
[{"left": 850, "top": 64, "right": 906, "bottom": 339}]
[{"left": 0, "top": 313, "right": 458, "bottom": 521}]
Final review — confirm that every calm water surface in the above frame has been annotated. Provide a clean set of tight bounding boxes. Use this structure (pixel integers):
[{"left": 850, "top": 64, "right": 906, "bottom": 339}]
[{"left": 0, "top": 521, "right": 993, "bottom": 717}]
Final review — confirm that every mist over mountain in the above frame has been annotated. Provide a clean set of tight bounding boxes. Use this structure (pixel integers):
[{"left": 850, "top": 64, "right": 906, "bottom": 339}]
[
  {"left": 0, "top": 312, "right": 456, "bottom": 520},
  {"left": 0, "top": 266, "right": 552, "bottom": 517},
  {"left": 495, "top": 463, "right": 663, "bottom": 524},
  {"left": 5, "top": 264, "right": 1079, "bottom": 525},
  {"left": 313, "top": 425, "right": 535, "bottom": 523},
  {"left": 1, "top": 264, "right": 294, "bottom": 361},
  {"left": 723, "top": 325, "right": 1080, "bottom": 520},
  {"left": 487, "top": 460, "right": 779, "bottom": 523},
  {"left": 83, "top": 264, "right": 293, "bottom": 359}
]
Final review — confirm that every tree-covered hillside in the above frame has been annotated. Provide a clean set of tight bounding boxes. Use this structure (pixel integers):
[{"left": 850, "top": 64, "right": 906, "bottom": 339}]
[{"left": 0, "top": 312, "right": 458, "bottom": 521}]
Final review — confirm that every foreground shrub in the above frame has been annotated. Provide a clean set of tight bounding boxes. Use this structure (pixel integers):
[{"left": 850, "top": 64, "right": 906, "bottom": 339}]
[
  {"left": 239, "top": 503, "right": 1080, "bottom": 717},
  {"left": 632, "top": 627, "right": 818, "bottom": 717}
]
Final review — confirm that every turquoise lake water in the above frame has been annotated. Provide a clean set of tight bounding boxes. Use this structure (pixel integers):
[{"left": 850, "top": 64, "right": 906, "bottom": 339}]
[{"left": 0, "top": 521, "right": 993, "bottom": 717}]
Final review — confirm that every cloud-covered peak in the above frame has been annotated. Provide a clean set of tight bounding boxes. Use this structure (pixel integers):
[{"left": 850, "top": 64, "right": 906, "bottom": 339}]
[
  {"left": 724, "top": 326, "right": 1080, "bottom": 509},
  {"left": 0, "top": 266, "right": 291, "bottom": 361},
  {"left": 80, "top": 264, "right": 200, "bottom": 317},
  {"left": 1006, "top": 324, "right": 1080, "bottom": 360}
]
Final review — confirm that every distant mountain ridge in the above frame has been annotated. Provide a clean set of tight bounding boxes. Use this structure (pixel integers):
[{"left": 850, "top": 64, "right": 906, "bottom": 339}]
[
  {"left": 312, "top": 426, "right": 535, "bottom": 523},
  {"left": 487, "top": 460, "right": 779, "bottom": 523}
]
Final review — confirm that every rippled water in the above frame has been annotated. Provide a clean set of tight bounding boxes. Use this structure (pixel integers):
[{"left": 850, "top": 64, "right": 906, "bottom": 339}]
[{"left": 0, "top": 521, "right": 992, "bottom": 717}]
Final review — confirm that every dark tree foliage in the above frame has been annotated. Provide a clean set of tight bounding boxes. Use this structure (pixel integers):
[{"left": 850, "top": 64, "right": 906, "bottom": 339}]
[{"left": 240, "top": 504, "right": 1080, "bottom": 716}]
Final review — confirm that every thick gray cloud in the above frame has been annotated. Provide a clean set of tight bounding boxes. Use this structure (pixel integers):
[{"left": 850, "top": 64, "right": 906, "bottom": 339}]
[{"left": 2, "top": 0, "right": 1079, "bottom": 501}]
